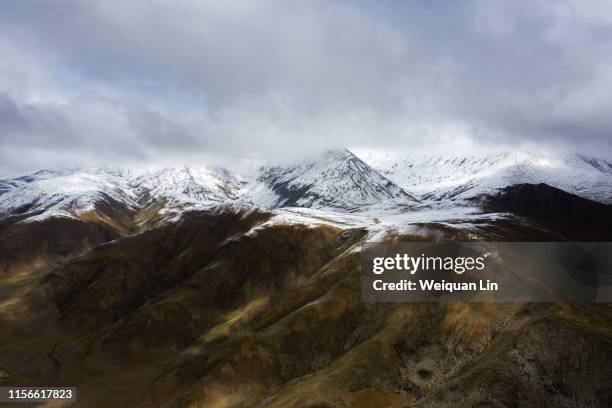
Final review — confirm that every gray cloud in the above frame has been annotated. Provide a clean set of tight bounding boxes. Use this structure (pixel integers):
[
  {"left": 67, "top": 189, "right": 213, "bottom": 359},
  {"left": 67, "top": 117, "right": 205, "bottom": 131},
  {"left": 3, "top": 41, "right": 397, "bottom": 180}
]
[{"left": 1, "top": 0, "right": 612, "bottom": 175}]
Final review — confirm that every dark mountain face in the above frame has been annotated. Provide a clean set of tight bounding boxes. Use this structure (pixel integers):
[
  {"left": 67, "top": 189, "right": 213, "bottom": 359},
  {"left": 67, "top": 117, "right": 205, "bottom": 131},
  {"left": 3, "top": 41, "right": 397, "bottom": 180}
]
[
  {"left": 482, "top": 183, "right": 612, "bottom": 240},
  {"left": 43, "top": 209, "right": 271, "bottom": 328},
  {"left": 0, "top": 202, "right": 611, "bottom": 407},
  {"left": 0, "top": 216, "right": 121, "bottom": 288}
]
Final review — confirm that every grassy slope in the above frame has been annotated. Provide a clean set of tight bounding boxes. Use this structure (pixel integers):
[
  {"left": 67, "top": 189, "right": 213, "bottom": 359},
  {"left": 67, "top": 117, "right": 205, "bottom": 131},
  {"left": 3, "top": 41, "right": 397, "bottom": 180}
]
[{"left": 0, "top": 209, "right": 610, "bottom": 407}]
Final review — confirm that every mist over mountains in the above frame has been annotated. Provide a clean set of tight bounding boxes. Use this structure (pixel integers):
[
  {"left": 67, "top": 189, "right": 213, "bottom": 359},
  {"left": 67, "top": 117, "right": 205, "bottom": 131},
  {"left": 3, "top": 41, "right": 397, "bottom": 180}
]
[
  {"left": 3, "top": 1, "right": 612, "bottom": 175},
  {"left": 1, "top": 149, "right": 611, "bottom": 226}
]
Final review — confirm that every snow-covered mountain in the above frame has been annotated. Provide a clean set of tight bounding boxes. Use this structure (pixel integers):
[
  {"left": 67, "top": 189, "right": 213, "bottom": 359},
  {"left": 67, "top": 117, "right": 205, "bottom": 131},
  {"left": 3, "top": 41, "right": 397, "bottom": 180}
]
[
  {"left": 129, "top": 167, "right": 242, "bottom": 208},
  {"left": 0, "top": 166, "right": 243, "bottom": 222},
  {"left": 359, "top": 151, "right": 612, "bottom": 205},
  {"left": 1, "top": 149, "right": 611, "bottom": 224},
  {"left": 0, "top": 150, "right": 415, "bottom": 222},
  {"left": 0, "top": 168, "right": 140, "bottom": 220},
  {"left": 254, "top": 149, "right": 417, "bottom": 211}
]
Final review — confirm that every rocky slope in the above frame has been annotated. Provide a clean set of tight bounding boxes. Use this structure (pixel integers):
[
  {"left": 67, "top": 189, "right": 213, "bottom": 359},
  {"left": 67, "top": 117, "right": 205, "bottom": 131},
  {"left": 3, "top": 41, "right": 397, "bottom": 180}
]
[{"left": 0, "top": 204, "right": 611, "bottom": 407}]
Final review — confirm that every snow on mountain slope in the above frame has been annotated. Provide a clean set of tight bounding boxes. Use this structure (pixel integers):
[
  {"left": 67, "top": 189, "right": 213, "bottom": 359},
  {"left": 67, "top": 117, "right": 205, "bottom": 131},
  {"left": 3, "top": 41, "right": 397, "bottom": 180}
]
[
  {"left": 129, "top": 167, "right": 242, "bottom": 208},
  {"left": 0, "top": 166, "right": 245, "bottom": 222},
  {"left": 2, "top": 149, "right": 611, "bottom": 224},
  {"left": 255, "top": 149, "right": 418, "bottom": 211},
  {"left": 358, "top": 151, "right": 612, "bottom": 204},
  {"left": 0, "top": 168, "right": 140, "bottom": 220}
]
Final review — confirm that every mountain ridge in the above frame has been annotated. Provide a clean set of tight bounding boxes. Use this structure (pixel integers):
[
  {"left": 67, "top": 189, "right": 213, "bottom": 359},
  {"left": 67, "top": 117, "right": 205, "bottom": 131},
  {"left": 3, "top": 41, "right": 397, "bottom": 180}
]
[
  {"left": 1, "top": 149, "right": 611, "bottom": 225},
  {"left": 359, "top": 150, "right": 612, "bottom": 205},
  {"left": 255, "top": 149, "right": 417, "bottom": 210}
]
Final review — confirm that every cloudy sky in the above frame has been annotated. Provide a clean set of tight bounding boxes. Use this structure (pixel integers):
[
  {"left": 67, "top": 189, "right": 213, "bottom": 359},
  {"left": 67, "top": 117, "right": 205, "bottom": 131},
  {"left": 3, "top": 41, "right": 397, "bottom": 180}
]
[{"left": 1, "top": 0, "right": 612, "bottom": 174}]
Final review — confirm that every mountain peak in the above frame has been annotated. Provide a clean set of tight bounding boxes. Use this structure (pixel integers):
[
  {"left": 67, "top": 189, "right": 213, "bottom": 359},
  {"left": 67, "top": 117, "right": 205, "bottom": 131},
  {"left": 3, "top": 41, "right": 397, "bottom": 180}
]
[{"left": 256, "top": 149, "right": 417, "bottom": 210}]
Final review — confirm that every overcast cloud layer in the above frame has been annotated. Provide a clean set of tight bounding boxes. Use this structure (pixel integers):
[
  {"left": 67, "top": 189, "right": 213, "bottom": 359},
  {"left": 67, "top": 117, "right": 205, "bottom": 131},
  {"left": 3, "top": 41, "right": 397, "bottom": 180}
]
[{"left": 1, "top": 0, "right": 612, "bottom": 174}]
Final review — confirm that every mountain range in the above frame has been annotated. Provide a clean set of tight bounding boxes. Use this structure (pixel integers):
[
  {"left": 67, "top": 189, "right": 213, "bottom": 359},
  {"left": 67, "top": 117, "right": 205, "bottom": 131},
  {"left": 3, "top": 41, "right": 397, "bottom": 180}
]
[
  {"left": 1, "top": 149, "right": 612, "bottom": 407},
  {"left": 1, "top": 149, "right": 611, "bottom": 226},
  {"left": 360, "top": 150, "right": 612, "bottom": 204}
]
